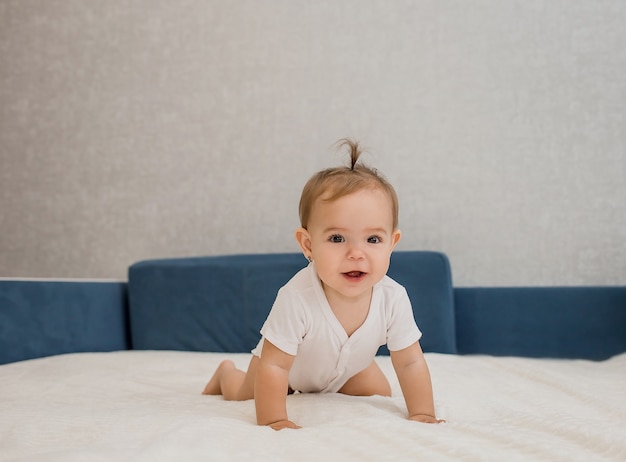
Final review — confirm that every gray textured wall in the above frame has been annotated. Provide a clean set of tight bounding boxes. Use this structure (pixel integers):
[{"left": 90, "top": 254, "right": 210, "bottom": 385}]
[{"left": 1, "top": 0, "right": 625, "bottom": 285}]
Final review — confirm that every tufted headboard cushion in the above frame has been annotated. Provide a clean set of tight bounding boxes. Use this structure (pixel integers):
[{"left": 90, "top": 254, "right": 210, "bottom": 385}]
[{"left": 127, "top": 251, "right": 456, "bottom": 355}]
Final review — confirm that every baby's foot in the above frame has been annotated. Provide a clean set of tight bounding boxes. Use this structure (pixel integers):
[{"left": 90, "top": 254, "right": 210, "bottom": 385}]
[{"left": 201, "top": 360, "right": 236, "bottom": 395}]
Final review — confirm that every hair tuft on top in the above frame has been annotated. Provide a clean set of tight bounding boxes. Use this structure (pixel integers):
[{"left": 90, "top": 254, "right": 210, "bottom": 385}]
[{"left": 335, "top": 138, "right": 362, "bottom": 170}]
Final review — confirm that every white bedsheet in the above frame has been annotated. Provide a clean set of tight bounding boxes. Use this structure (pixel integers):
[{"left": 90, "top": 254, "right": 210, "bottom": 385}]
[{"left": 1, "top": 351, "right": 624, "bottom": 461}]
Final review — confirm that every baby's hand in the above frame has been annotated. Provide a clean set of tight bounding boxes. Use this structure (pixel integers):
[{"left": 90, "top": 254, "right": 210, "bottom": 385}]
[
  {"left": 409, "top": 414, "right": 446, "bottom": 424},
  {"left": 268, "top": 420, "right": 302, "bottom": 431}
]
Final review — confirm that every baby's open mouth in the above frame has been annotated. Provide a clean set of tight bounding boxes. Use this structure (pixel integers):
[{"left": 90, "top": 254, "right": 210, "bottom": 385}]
[{"left": 344, "top": 271, "right": 365, "bottom": 278}]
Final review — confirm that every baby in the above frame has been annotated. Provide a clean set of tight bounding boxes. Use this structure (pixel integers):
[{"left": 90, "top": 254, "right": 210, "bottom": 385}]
[{"left": 203, "top": 139, "right": 443, "bottom": 430}]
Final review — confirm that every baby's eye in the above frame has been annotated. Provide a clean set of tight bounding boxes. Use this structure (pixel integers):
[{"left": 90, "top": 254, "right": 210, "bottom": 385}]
[
  {"left": 367, "top": 236, "right": 382, "bottom": 244},
  {"left": 329, "top": 234, "right": 345, "bottom": 243}
]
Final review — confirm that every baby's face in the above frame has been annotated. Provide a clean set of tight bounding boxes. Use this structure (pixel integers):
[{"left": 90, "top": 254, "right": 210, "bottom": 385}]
[{"left": 305, "top": 188, "right": 401, "bottom": 307}]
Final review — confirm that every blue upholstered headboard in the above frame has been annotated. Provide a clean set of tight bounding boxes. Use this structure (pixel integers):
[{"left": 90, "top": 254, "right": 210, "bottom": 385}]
[
  {"left": 127, "top": 251, "right": 457, "bottom": 355},
  {"left": 2, "top": 252, "right": 624, "bottom": 365},
  {"left": 454, "top": 286, "right": 626, "bottom": 360},
  {"left": 0, "top": 280, "right": 129, "bottom": 364}
]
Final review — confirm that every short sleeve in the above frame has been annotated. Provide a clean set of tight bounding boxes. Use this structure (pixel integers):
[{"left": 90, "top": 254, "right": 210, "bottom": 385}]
[
  {"left": 385, "top": 286, "right": 422, "bottom": 352},
  {"left": 259, "top": 286, "right": 308, "bottom": 356}
]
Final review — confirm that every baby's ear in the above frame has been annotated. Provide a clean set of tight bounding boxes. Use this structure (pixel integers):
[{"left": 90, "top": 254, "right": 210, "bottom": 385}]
[
  {"left": 391, "top": 229, "right": 402, "bottom": 250},
  {"left": 295, "top": 228, "right": 312, "bottom": 256}
]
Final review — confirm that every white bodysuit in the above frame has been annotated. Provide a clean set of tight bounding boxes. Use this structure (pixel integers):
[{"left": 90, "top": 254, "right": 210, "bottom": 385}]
[{"left": 251, "top": 263, "right": 422, "bottom": 393}]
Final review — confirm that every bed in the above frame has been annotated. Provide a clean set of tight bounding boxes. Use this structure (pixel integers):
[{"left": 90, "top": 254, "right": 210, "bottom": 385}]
[
  {"left": 2, "top": 350, "right": 625, "bottom": 461},
  {"left": 1, "top": 252, "right": 625, "bottom": 461}
]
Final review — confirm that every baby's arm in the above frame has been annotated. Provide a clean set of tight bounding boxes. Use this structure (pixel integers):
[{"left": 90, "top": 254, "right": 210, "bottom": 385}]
[
  {"left": 254, "top": 339, "right": 301, "bottom": 430},
  {"left": 391, "top": 341, "right": 444, "bottom": 424}
]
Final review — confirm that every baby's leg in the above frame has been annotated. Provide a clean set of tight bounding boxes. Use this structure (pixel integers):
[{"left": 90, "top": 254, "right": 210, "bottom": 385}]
[
  {"left": 338, "top": 360, "right": 391, "bottom": 397},
  {"left": 202, "top": 356, "right": 260, "bottom": 401}
]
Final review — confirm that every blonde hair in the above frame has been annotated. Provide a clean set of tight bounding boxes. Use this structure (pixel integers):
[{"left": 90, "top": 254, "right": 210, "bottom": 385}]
[{"left": 298, "top": 139, "right": 399, "bottom": 230}]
